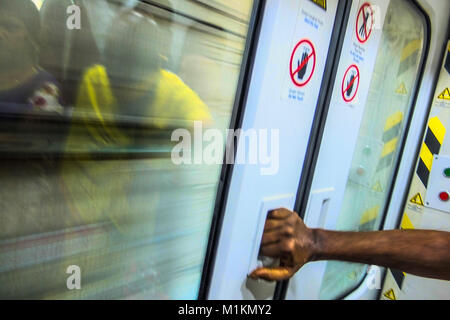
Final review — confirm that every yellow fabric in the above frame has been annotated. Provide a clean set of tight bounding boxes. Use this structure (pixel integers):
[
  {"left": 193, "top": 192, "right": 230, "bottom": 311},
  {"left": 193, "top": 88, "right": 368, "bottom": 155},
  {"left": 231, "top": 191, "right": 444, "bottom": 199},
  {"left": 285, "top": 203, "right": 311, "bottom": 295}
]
[
  {"left": 151, "top": 69, "right": 213, "bottom": 127},
  {"left": 69, "top": 64, "right": 212, "bottom": 146},
  {"left": 61, "top": 65, "right": 212, "bottom": 234}
]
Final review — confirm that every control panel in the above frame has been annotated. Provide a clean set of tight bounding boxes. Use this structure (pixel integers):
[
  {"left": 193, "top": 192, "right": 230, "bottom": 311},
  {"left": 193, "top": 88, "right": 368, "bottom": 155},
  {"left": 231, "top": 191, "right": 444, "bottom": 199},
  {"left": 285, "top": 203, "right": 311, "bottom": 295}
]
[{"left": 425, "top": 155, "right": 450, "bottom": 213}]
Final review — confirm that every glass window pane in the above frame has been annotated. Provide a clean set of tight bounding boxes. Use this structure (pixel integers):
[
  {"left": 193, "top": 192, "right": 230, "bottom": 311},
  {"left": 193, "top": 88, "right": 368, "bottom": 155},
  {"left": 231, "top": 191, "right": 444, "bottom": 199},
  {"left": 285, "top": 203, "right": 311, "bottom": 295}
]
[
  {"left": 0, "top": 0, "right": 253, "bottom": 299},
  {"left": 319, "top": 0, "right": 425, "bottom": 300}
]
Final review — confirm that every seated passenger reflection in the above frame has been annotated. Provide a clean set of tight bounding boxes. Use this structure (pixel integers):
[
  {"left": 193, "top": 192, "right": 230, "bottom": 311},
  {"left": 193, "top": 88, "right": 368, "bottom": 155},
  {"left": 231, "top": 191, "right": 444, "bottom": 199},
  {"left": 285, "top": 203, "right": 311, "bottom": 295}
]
[
  {"left": 77, "top": 9, "right": 212, "bottom": 127},
  {"left": 62, "top": 8, "right": 212, "bottom": 236},
  {"left": 39, "top": 0, "right": 101, "bottom": 106},
  {"left": 0, "top": 0, "right": 64, "bottom": 115}
]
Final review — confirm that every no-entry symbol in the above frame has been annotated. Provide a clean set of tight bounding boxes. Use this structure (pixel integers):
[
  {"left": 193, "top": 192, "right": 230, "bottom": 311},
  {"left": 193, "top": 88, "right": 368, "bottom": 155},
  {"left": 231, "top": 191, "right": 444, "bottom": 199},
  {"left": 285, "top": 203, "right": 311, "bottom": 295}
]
[
  {"left": 342, "top": 64, "right": 360, "bottom": 103},
  {"left": 356, "top": 2, "right": 374, "bottom": 44},
  {"left": 290, "top": 39, "right": 316, "bottom": 87}
]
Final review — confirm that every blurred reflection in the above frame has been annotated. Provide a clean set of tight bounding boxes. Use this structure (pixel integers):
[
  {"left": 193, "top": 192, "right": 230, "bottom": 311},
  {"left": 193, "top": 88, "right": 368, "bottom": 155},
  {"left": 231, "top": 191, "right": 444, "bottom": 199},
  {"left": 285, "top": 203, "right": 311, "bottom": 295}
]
[
  {"left": 0, "top": 0, "right": 64, "bottom": 115},
  {"left": 40, "top": 0, "right": 101, "bottom": 106},
  {"left": 62, "top": 6, "right": 212, "bottom": 228},
  {"left": 0, "top": 0, "right": 251, "bottom": 299},
  {"left": 59, "top": 5, "right": 212, "bottom": 298}
]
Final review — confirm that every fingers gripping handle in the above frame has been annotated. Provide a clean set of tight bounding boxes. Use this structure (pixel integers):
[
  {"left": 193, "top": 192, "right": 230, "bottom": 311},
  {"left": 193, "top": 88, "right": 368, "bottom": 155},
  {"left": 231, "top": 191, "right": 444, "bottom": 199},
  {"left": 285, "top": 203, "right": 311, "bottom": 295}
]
[{"left": 248, "top": 194, "right": 295, "bottom": 274}]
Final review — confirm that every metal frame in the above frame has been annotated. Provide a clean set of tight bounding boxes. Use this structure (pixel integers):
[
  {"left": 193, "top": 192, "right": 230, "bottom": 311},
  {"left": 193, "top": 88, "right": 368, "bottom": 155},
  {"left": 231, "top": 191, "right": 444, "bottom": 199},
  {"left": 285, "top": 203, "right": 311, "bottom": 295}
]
[
  {"left": 377, "top": 0, "right": 431, "bottom": 237},
  {"left": 274, "top": 0, "right": 353, "bottom": 300},
  {"left": 197, "top": 0, "right": 267, "bottom": 300},
  {"left": 199, "top": 0, "right": 436, "bottom": 301},
  {"left": 278, "top": 0, "right": 431, "bottom": 301}
]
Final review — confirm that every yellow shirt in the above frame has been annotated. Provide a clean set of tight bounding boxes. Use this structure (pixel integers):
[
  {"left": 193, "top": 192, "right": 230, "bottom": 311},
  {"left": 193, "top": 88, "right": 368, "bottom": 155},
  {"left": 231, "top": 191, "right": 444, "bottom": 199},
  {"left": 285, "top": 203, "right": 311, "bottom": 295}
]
[{"left": 61, "top": 65, "right": 212, "bottom": 234}]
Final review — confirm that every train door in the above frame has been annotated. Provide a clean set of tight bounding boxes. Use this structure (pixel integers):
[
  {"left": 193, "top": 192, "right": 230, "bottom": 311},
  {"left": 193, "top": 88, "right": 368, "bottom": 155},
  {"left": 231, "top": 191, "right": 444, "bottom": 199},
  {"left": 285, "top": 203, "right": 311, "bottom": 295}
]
[
  {"left": 205, "top": 0, "right": 347, "bottom": 299},
  {"left": 284, "top": 0, "right": 430, "bottom": 300},
  {"left": 205, "top": 0, "right": 448, "bottom": 300}
]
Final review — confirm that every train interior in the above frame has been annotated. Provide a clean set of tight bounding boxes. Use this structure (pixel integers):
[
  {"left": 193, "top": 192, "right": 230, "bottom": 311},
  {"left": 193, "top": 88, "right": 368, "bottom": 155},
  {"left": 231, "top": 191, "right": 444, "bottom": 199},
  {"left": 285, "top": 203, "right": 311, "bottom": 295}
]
[{"left": 0, "top": 0, "right": 449, "bottom": 300}]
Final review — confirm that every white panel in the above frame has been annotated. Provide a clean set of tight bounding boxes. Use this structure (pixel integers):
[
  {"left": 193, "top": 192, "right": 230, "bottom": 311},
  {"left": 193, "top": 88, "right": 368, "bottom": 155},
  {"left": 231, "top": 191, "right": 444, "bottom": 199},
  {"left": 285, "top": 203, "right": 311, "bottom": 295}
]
[
  {"left": 209, "top": 0, "right": 339, "bottom": 299},
  {"left": 287, "top": 0, "right": 390, "bottom": 300},
  {"left": 346, "top": 0, "right": 450, "bottom": 301}
]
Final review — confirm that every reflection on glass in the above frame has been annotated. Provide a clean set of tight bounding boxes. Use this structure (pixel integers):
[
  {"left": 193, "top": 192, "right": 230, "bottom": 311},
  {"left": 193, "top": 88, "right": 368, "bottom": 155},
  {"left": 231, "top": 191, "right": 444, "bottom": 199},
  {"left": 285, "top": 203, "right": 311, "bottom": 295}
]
[
  {"left": 0, "top": 0, "right": 65, "bottom": 116},
  {"left": 319, "top": 0, "right": 425, "bottom": 299},
  {"left": 0, "top": 0, "right": 253, "bottom": 299}
]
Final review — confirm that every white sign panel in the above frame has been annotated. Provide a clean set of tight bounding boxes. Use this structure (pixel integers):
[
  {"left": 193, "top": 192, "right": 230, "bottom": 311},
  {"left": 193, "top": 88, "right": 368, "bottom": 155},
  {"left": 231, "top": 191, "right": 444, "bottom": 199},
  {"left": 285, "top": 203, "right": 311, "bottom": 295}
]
[{"left": 282, "top": 0, "right": 338, "bottom": 104}]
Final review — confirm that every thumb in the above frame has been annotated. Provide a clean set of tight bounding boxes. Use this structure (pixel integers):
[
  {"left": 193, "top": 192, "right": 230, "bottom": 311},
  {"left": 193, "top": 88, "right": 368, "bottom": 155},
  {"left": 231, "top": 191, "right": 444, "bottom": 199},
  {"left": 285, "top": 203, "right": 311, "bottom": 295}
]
[{"left": 248, "top": 266, "right": 296, "bottom": 282}]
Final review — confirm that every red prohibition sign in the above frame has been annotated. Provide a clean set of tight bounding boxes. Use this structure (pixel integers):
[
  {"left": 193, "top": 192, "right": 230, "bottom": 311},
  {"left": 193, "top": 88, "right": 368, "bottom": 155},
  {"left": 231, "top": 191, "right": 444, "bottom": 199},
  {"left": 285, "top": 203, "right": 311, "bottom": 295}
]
[
  {"left": 356, "top": 2, "right": 374, "bottom": 44},
  {"left": 342, "top": 64, "right": 360, "bottom": 103},
  {"left": 290, "top": 39, "right": 316, "bottom": 87}
]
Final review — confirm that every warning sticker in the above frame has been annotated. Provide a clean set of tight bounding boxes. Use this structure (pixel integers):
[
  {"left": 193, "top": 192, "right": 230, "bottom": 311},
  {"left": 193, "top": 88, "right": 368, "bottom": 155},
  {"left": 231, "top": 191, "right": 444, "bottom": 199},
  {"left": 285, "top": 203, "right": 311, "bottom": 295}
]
[
  {"left": 396, "top": 82, "right": 407, "bottom": 95},
  {"left": 410, "top": 193, "right": 424, "bottom": 206},
  {"left": 342, "top": 64, "right": 360, "bottom": 103},
  {"left": 372, "top": 181, "right": 383, "bottom": 192},
  {"left": 356, "top": 2, "right": 374, "bottom": 44},
  {"left": 383, "top": 289, "right": 396, "bottom": 300},
  {"left": 290, "top": 39, "right": 316, "bottom": 88},
  {"left": 437, "top": 88, "right": 450, "bottom": 100},
  {"left": 309, "top": 0, "right": 327, "bottom": 11}
]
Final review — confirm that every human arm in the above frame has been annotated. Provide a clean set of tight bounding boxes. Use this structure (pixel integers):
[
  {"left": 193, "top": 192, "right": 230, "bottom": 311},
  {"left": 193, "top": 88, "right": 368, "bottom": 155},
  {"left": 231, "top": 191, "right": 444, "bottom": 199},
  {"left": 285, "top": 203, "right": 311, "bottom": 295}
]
[{"left": 249, "top": 208, "right": 450, "bottom": 282}]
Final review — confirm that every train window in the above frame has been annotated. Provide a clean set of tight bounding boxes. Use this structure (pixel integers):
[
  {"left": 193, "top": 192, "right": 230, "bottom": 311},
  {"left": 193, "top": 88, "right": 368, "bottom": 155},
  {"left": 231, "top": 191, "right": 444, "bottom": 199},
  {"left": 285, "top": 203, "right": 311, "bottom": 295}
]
[
  {"left": 0, "top": 0, "right": 253, "bottom": 299},
  {"left": 318, "top": 0, "right": 426, "bottom": 299}
]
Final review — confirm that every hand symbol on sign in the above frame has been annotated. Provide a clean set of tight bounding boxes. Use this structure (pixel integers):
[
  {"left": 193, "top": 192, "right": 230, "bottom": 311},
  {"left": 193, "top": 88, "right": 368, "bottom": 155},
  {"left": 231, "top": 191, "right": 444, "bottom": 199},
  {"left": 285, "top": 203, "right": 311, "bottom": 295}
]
[
  {"left": 298, "top": 51, "right": 309, "bottom": 80},
  {"left": 346, "top": 74, "right": 355, "bottom": 97},
  {"left": 359, "top": 10, "right": 370, "bottom": 38}
]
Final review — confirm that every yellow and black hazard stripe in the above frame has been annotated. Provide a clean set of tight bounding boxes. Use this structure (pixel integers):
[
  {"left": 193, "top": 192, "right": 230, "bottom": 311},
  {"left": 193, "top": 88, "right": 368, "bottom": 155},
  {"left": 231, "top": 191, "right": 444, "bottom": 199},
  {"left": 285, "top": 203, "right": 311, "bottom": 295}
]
[
  {"left": 358, "top": 206, "right": 379, "bottom": 231},
  {"left": 309, "top": 0, "right": 326, "bottom": 10},
  {"left": 390, "top": 269, "right": 406, "bottom": 290},
  {"left": 377, "top": 112, "right": 403, "bottom": 172},
  {"left": 445, "top": 42, "right": 450, "bottom": 75},
  {"left": 417, "top": 117, "right": 446, "bottom": 187},
  {"left": 401, "top": 212, "right": 415, "bottom": 230},
  {"left": 398, "top": 39, "right": 422, "bottom": 76}
]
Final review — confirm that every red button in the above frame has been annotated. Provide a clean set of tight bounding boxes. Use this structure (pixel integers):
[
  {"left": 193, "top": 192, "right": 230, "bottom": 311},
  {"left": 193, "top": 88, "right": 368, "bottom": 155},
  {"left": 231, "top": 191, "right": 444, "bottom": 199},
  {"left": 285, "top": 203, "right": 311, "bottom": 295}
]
[{"left": 439, "top": 192, "right": 449, "bottom": 202}]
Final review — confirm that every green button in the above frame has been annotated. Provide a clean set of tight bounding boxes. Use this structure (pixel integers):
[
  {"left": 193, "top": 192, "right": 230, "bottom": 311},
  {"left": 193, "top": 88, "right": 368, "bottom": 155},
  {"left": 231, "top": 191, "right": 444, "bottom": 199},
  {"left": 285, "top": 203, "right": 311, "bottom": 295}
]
[{"left": 444, "top": 168, "right": 450, "bottom": 177}]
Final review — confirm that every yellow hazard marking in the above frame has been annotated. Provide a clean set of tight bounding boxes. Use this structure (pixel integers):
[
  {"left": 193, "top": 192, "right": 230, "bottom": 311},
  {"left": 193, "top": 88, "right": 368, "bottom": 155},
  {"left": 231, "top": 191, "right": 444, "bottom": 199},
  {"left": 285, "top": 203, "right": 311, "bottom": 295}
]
[
  {"left": 384, "top": 112, "right": 403, "bottom": 131},
  {"left": 372, "top": 181, "right": 383, "bottom": 192},
  {"left": 417, "top": 117, "right": 446, "bottom": 187},
  {"left": 410, "top": 193, "right": 424, "bottom": 206},
  {"left": 309, "top": 0, "right": 327, "bottom": 10},
  {"left": 401, "top": 213, "right": 415, "bottom": 230},
  {"left": 428, "top": 117, "right": 446, "bottom": 144},
  {"left": 438, "top": 88, "right": 450, "bottom": 100},
  {"left": 360, "top": 206, "right": 380, "bottom": 225},
  {"left": 401, "top": 40, "right": 422, "bottom": 61},
  {"left": 383, "top": 289, "right": 396, "bottom": 300},
  {"left": 381, "top": 138, "right": 398, "bottom": 158},
  {"left": 420, "top": 143, "right": 433, "bottom": 171},
  {"left": 396, "top": 82, "right": 407, "bottom": 95}
]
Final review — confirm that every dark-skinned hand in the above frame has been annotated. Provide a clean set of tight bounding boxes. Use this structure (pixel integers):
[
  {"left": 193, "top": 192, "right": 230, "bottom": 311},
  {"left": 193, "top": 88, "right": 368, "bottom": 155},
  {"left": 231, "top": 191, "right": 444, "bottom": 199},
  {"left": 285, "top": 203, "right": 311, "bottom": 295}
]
[{"left": 249, "top": 208, "right": 316, "bottom": 282}]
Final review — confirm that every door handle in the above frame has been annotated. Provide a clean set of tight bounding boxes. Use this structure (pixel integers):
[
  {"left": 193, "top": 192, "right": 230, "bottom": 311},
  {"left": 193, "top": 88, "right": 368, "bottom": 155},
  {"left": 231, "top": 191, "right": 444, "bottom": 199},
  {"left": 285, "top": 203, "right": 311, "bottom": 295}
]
[
  {"left": 244, "top": 194, "right": 295, "bottom": 300},
  {"left": 248, "top": 194, "right": 295, "bottom": 274},
  {"left": 304, "top": 188, "right": 335, "bottom": 229}
]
